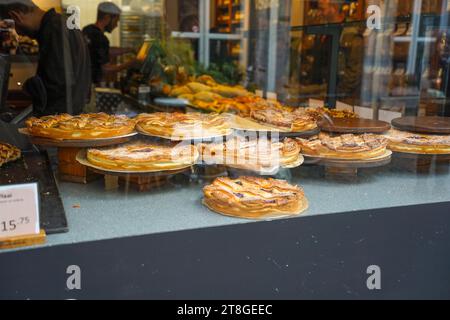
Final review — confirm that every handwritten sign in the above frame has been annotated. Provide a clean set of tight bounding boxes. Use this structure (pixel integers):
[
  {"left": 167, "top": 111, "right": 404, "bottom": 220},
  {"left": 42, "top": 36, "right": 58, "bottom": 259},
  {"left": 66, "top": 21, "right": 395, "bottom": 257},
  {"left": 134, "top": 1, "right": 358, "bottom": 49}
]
[{"left": 0, "top": 183, "right": 40, "bottom": 239}]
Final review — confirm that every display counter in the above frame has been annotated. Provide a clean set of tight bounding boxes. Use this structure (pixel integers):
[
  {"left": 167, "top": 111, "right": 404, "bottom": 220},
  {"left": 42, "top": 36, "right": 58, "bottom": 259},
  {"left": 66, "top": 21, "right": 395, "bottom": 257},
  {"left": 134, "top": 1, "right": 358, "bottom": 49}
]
[
  {"left": 7, "top": 164, "right": 450, "bottom": 249},
  {"left": 1, "top": 158, "right": 450, "bottom": 299}
]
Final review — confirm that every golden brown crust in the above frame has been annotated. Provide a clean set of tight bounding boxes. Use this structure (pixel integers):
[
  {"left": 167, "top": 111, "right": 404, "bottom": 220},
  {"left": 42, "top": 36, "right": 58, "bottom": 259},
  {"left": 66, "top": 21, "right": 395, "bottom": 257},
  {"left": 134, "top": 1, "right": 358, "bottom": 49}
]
[
  {"left": 199, "top": 137, "right": 302, "bottom": 171},
  {"left": 25, "top": 113, "right": 136, "bottom": 140},
  {"left": 87, "top": 140, "right": 199, "bottom": 171},
  {"left": 250, "top": 108, "right": 317, "bottom": 132},
  {"left": 296, "top": 133, "right": 388, "bottom": 159},
  {"left": 0, "top": 142, "right": 21, "bottom": 167},
  {"left": 203, "top": 177, "right": 308, "bottom": 219},
  {"left": 385, "top": 129, "right": 450, "bottom": 154},
  {"left": 135, "top": 112, "right": 232, "bottom": 139}
]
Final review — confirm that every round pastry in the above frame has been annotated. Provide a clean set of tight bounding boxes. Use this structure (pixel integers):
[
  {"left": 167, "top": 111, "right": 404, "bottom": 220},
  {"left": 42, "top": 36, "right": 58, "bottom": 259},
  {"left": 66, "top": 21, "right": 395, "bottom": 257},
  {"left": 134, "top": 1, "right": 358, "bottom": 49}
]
[
  {"left": 135, "top": 112, "right": 232, "bottom": 140},
  {"left": 296, "top": 132, "right": 388, "bottom": 160},
  {"left": 86, "top": 140, "right": 199, "bottom": 171},
  {"left": 0, "top": 142, "right": 21, "bottom": 167},
  {"left": 250, "top": 108, "right": 317, "bottom": 132},
  {"left": 385, "top": 129, "right": 450, "bottom": 154},
  {"left": 203, "top": 176, "right": 309, "bottom": 219},
  {"left": 199, "top": 137, "right": 302, "bottom": 171},
  {"left": 25, "top": 113, "right": 136, "bottom": 140}
]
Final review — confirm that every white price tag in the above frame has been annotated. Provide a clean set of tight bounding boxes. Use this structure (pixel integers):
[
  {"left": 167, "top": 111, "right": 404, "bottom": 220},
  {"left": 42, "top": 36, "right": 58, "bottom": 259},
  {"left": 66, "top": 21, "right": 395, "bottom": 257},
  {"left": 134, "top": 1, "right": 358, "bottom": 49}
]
[
  {"left": 266, "top": 92, "right": 277, "bottom": 101},
  {"left": 0, "top": 183, "right": 40, "bottom": 239},
  {"left": 354, "top": 106, "right": 374, "bottom": 119}
]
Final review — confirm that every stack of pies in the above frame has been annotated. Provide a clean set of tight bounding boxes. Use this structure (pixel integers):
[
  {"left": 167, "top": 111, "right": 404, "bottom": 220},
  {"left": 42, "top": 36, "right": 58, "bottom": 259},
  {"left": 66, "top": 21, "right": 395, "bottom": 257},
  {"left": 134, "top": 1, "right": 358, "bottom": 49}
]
[
  {"left": 25, "top": 113, "right": 136, "bottom": 140},
  {"left": 199, "top": 137, "right": 302, "bottom": 172},
  {"left": 203, "top": 176, "right": 308, "bottom": 219},
  {"left": 86, "top": 140, "right": 199, "bottom": 172},
  {"left": 385, "top": 129, "right": 450, "bottom": 154},
  {"left": 250, "top": 108, "right": 317, "bottom": 132},
  {"left": 0, "top": 142, "right": 21, "bottom": 168},
  {"left": 136, "top": 112, "right": 232, "bottom": 140},
  {"left": 296, "top": 133, "right": 388, "bottom": 160}
]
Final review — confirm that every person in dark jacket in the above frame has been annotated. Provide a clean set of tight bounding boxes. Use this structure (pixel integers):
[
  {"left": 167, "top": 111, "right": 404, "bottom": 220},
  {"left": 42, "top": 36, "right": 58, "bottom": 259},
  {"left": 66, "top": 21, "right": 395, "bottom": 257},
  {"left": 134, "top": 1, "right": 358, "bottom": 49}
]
[
  {"left": 0, "top": 0, "right": 91, "bottom": 115},
  {"left": 83, "top": 2, "right": 135, "bottom": 85}
]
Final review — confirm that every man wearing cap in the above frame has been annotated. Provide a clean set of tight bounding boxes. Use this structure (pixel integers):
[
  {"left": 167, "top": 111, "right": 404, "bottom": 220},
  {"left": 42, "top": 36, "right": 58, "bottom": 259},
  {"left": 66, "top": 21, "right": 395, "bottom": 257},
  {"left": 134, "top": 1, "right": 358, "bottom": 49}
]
[
  {"left": 0, "top": 0, "right": 91, "bottom": 115},
  {"left": 83, "top": 2, "right": 135, "bottom": 85}
]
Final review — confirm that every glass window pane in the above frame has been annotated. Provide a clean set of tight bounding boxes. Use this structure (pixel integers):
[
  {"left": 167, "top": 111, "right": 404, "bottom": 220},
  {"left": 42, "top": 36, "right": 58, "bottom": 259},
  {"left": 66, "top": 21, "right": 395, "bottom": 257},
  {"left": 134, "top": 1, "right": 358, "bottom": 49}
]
[{"left": 210, "top": 0, "right": 245, "bottom": 34}]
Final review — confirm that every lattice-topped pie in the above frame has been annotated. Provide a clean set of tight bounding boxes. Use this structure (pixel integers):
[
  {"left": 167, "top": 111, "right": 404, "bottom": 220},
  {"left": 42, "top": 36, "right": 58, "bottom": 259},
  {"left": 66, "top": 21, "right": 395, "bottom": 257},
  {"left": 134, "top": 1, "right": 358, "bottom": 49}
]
[
  {"left": 250, "top": 108, "right": 317, "bottom": 132},
  {"left": 25, "top": 113, "right": 136, "bottom": 140},
  {"left": 296, "top": 133, "right": 388, "bottom": 159},
  {"left": 87, "top": 140, "right": 199, "bottom": 171},
  {"left": 203, "top": 177, "right": 308, "bottom": 219},
  {"left": 199, "top": 137, "right": 302, "bottom": 171},
  {"left": 385, "top": 129, "right": 450, "bottom": 154},
  {"left": 135, "top": 112, "right": 232, "bottom": 140},
  {"left": 0, "top": 142, "right": 21, "bottom": 167}
]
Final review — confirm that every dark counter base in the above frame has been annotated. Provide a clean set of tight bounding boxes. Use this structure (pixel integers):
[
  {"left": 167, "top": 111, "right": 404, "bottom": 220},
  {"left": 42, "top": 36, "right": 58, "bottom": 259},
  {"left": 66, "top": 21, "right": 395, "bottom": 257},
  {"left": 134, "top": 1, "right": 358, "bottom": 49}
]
[{"left": 1, "top": 201, "right": 449, "bottom": 300}]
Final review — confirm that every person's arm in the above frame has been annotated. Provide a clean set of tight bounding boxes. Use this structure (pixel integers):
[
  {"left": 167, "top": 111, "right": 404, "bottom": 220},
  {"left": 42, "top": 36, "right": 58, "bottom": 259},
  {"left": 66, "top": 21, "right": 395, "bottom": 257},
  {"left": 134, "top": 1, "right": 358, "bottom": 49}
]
[
  {"left": 102, "top": 58, "right": 137, "bottom": 73},
  {"left": 109, "top": 46, "right": 135, "bottom": 58}
]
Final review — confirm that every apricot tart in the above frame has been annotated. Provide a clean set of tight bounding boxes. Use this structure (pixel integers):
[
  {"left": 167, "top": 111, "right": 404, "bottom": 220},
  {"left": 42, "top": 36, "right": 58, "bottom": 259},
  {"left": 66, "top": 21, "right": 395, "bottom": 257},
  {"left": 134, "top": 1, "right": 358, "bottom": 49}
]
[
  {"left": 199, "top": 137, "right": 302, "bottom": 171},
  {"left": 86, "top": 140, "right": 199, "bottom": 171},
  {"left": 25, "top": 113, "right": 136, "bottom": 140},
  {"left": 385, "top": 129, "right": 450, "bottom": 154},
  {"left": 136, "top": 112, "right": 232, "bottom": 140},
  {"left": 296, "top": 132, "right": 388, "bottom": 160}
]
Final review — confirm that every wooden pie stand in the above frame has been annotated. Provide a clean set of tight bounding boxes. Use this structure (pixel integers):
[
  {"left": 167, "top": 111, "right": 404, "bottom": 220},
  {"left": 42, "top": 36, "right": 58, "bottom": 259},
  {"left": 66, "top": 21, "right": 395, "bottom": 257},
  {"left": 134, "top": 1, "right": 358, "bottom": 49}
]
[
  {"left": 19, "top": 129, "right": 137, "bottom": 183},
  {"left": 311, "top": 118, "right": 392, "bottom": 179},
  {"left": 390, "top": 116, "right": 450, "bottom": 173}
]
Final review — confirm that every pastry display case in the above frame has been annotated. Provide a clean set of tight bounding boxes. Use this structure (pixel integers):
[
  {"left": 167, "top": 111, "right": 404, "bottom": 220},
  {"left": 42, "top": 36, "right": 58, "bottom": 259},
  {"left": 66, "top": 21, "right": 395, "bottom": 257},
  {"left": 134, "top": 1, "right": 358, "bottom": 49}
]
[{"left": 1, "top": 0, "right": 450, "bottom": 300}]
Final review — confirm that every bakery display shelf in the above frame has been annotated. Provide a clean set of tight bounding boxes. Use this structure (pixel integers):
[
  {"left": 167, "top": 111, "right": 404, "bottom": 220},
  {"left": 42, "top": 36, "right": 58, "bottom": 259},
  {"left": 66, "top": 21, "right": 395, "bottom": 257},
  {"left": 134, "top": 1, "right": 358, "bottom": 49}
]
[{"left": 0, "top": 150, "right": 68, "bottom": 235}]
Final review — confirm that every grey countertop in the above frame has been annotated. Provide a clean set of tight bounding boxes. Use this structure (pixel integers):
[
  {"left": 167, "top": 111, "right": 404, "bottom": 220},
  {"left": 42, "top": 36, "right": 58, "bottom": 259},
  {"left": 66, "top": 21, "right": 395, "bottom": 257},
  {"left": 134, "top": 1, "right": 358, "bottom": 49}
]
[{"left": 19, "top": 161, "right": 447, "bottom": 251}]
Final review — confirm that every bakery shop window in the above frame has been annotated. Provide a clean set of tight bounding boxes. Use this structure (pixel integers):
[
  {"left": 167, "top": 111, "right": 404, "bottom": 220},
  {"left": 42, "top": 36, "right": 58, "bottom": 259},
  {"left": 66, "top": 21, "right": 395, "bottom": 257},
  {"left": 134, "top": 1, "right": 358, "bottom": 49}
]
[{"left": 0, "top": 0, "right": 450, "bottom": 253}]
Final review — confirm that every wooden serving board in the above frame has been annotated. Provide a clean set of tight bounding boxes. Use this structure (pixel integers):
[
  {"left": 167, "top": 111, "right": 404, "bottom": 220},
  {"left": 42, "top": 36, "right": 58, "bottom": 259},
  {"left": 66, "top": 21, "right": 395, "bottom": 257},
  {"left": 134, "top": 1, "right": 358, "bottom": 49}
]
[
  {"left": 391, "top": 116, "right": 450, "bottom": 134},
  {"left": 319, "top": 118, "right": 391, "bottom": 134}
]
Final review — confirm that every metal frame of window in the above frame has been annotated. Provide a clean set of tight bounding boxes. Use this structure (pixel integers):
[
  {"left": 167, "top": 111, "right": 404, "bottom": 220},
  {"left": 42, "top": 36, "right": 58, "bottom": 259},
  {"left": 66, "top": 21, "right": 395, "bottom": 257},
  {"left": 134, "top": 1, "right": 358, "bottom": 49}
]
[{"left": 171, "top": 0, "right": 248, "bottom": 68}]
